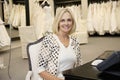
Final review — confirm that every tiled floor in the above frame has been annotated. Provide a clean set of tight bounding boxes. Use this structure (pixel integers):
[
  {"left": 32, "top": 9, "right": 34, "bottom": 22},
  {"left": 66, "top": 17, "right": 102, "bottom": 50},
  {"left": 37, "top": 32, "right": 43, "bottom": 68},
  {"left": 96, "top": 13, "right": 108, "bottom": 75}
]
[
  {"left": 0, "top": 40, "right": 21, "bottom": 52},
  {"left": 0, "top": 26, "right": 20, "bottom": 52},
  {"left": 6, "top": 26, "right": 19, "bottom": 39}
]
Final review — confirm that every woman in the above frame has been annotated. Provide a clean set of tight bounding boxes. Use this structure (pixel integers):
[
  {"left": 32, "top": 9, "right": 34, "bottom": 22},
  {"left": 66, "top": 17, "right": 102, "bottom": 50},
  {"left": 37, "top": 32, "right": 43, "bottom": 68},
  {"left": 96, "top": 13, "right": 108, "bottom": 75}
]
[{"left": 37, "top": 8, "right": 81, "bottom": 80}]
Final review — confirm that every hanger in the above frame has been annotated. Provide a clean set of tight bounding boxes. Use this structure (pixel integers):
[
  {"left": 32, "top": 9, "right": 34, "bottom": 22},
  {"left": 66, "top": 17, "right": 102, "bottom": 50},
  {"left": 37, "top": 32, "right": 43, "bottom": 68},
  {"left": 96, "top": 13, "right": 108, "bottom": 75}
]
[
  {"left": 41, "top": 0, "right": 48, "bottom": 5},
  {"left": 41, "top": 0, "right": 50, "bottom": 8},
  {"left": 34, "top": 0, "right": 50, "bottom": 8}
]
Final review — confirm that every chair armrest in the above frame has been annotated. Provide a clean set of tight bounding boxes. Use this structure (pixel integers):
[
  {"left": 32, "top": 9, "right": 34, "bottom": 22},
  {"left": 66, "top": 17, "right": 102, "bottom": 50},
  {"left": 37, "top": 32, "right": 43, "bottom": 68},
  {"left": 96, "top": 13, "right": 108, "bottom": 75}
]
[{"left": 25, "top": 71, "right": 33, "bottom": 80}]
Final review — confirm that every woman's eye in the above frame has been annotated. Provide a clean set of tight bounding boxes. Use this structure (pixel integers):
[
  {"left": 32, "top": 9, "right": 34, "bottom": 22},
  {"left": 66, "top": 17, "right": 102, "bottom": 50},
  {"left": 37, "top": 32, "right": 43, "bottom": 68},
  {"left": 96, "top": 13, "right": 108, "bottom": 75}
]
[
  {"left": 68, "top": 19, "right": 72, "bottom": 22},
  {"left": 60, "top": 19, "right": 72, "bottom": 22},
  {"left": 60, "top": 19, "right": 65, "bottom": 22}
]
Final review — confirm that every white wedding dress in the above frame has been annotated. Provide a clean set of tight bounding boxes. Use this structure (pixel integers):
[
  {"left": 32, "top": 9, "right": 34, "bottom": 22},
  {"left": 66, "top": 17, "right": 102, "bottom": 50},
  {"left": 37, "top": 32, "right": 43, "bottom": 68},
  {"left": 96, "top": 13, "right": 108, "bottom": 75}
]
[{"left": 0, "top": 17, "right": 10, "bottom": 47}]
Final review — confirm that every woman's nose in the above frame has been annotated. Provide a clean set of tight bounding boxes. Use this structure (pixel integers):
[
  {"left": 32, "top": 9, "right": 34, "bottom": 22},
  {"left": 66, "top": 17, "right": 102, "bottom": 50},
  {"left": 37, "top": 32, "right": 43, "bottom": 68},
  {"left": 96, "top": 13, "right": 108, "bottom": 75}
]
[{"left": 64, "top": 20, "right": 69, "bottom": 25}]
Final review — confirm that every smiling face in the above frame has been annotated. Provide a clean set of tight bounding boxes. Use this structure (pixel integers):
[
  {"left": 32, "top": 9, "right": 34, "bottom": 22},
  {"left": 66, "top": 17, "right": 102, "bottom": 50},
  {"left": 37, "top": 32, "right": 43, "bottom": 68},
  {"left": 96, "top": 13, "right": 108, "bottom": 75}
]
[
  {"left": 58, "top": 11, "right": 73, "bottom": 34},
  {"left": 52, "top": 8, "right": 76, "bottom": 35}
]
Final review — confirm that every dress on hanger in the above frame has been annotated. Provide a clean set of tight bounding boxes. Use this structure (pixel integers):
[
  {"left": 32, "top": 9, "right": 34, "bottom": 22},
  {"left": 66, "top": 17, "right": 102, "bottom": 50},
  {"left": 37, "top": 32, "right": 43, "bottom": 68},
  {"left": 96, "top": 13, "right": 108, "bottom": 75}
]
[
  {"left": 0, "top": 17, "right": 10, "bottom": 47},
  {"left": 87, "top": 3, "right": 95, "bottom": 35},
  {"left": 116, "top": 1, "right": 120, "bottom": 32},
  {"left": 110, "top": 1, "right": 117, "bottom": 34},
  {"left": 43, "top": 6, "right": 54, "bottom": 33},
  {"left": 98, "top": 2, "right": 105, "bottom": 35},
  {"left": 12, "top": 4, "right": 21, "bottom": 28},
  {"left": 34, "top": 3, "right": 44, "bottom": 39},
  {"left": 104, "top": 2, "right": 111, "bottom": 33},
  {"left": 20, "top": 5, "right": 26, "bottom": 26},
  {"left": 32, "top": 2, "right": 54, "bottom": 39}
]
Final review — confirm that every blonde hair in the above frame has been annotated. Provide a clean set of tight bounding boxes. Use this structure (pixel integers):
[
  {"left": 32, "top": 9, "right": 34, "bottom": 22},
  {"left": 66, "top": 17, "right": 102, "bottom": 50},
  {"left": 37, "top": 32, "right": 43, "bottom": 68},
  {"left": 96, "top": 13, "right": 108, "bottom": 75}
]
[{"left": 52, "top": 8, "right": 76, "bottom": 35}]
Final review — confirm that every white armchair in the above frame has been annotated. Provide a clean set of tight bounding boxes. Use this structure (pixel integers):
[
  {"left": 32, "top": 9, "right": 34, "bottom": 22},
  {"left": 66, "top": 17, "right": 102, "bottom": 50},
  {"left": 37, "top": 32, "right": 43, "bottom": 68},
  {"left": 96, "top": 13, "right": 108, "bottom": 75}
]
[{"left": 25, "top": 37, "right": 44, "bottom": 80}]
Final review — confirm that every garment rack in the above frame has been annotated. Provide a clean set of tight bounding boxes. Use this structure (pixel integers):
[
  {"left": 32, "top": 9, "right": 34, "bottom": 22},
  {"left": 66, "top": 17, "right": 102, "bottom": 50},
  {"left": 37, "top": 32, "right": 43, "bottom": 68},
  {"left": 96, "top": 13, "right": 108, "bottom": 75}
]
[
  {"left": 0, "top": 0, "right": 9, "bottom": 3},
  {"left": 88, "top": 0, "right": 120, "bottom": 37},
  {"left": 88, "top": 0, "right": 118, "bottom": 4},
  {"left": 55, "top": 0, "right": 81, "bottom": 4},
  {"left": 54, "top": 0, "right": 81, "bottom": 15},
  {"left": 13, "top": 0, "right": 25, "bottom": 4},
  {"left": 0, "top": 0, "right": 30, "bottom": 41},
  {"left": 12, "top": 0, "right": 30, "bottom": 26}
]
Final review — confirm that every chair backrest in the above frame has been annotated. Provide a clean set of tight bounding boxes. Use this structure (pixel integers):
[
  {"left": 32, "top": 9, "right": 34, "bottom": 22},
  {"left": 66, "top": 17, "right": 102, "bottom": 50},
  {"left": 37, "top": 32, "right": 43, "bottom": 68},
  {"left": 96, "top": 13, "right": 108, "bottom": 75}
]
[{"left": 27, "top": 37, "right": 44, "bottom": 80}]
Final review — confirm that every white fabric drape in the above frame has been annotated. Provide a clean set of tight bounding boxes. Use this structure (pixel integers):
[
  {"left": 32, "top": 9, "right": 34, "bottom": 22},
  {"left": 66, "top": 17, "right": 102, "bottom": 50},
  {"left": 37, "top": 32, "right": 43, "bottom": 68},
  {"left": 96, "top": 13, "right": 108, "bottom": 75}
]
[
  {"left": 31, "top": 2, "right": 54, "bottom": 39},
  {"left": 104, "top": 2, "right": 111, "bottom": 33},
  {"left": 8, "top": 4, "right": 26, "bottom": 28},
  {"left": 116, "top": 1, "right": 120, "bottom": 32},
  {"left": 87, "top": 4, "right": 95, "bottom": 35},
  {"left": 87, "top": 1, "right": 120, "bottom": 35},
  {"left": 12, "top": 4, "right": 21, "bottom": 27},
  {"left": 110, "top": 1, "right": 117, "bottom": 34},
  {"left": 3, "top": 0, "right": 9, "bottom": 24},
  {"left": 0, "top": 17, "right": 10, "bottom": 47}
]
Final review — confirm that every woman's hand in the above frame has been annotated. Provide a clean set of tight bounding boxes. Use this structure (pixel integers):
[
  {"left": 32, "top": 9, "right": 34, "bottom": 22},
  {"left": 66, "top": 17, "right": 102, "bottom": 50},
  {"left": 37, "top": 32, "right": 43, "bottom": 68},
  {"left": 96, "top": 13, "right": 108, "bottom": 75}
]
[{"left": 39, "top": 71, "right": 64, "bottom": 80}]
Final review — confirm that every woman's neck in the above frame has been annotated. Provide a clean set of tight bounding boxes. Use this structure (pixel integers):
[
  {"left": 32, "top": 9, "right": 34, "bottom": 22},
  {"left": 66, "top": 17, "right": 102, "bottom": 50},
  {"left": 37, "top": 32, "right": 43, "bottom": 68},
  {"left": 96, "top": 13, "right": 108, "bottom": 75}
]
[
  {"left": 56, "top": 32, "right": 70, "bottom": 47},
  {"left": 57, "top": 32, "right": 69, "bottom": 40}
]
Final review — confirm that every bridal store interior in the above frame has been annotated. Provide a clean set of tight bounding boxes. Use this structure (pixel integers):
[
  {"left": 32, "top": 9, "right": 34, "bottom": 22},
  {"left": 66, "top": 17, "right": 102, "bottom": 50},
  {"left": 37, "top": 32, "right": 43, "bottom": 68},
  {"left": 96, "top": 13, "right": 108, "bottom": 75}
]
[{"left": 0, "top": 0, "right": 120, "bottom": 80}]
